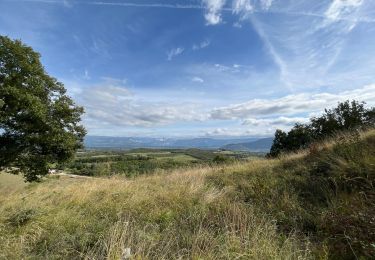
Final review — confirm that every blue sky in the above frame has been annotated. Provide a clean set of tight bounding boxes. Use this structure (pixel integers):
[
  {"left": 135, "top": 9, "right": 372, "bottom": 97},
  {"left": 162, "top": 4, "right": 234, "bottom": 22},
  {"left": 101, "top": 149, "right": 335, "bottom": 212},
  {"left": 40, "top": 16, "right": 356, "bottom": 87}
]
[{"left": 1, "top": 0, "right": 375, "bottom": 137}]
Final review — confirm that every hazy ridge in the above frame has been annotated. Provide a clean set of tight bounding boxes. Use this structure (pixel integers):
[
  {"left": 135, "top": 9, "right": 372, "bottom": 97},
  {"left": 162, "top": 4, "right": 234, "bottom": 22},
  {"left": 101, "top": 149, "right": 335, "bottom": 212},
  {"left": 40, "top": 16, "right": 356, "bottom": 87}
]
[{"left": 84, "top": 135, "right": 263, "bottom": 149}]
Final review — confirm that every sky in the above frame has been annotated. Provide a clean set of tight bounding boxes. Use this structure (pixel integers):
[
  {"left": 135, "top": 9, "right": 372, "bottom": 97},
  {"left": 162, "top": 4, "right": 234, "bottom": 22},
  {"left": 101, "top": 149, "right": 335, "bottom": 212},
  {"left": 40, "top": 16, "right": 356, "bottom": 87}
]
[{"left": 1, "top": 0, "right": 375, "bottom": 137}]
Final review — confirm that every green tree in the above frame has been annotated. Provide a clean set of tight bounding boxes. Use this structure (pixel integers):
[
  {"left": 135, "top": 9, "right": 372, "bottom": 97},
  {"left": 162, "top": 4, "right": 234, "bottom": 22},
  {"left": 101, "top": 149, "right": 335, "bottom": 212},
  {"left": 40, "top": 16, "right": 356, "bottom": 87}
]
[
  {"left": 268, "top": 100, "right": 374, "bottom": 157},
  {"left": 269, "top": 129, "right": 287, "bottom": 157},
  {"left": 0, "top": 36, "right": 86, "bottom": 181},
  {"left": 285, "top": 123, "right": 313, "bottom": 151},
  {"left": 311, "top": 100, "right": 374, "bottom": 138},
  {"left": 269, "top": 124, "right": 312, "bottom": 157}
]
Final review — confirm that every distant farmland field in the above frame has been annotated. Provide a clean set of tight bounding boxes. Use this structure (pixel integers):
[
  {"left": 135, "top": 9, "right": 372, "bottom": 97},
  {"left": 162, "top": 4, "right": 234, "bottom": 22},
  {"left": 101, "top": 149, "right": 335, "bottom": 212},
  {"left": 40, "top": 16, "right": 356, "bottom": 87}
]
[{"left": 58, "top": 148, "right": 264, "bottom": 177}]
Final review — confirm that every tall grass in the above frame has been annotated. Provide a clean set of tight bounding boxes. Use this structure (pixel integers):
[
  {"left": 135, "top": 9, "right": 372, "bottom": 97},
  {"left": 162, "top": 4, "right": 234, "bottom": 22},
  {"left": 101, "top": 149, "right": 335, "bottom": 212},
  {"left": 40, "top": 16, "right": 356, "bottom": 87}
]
[
  {"left": 0, "top": 129, "right": 374, "bottom": 259},
  {"left": 0, "top": 168, "right": 310, "bottom": 259}
]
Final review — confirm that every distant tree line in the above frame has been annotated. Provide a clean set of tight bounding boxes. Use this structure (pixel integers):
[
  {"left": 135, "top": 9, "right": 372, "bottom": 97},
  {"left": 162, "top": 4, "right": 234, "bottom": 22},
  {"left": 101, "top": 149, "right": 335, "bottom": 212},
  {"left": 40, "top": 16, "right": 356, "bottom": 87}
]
[{"left": 268, "top": 100, "right": 375, "bottom": 157}]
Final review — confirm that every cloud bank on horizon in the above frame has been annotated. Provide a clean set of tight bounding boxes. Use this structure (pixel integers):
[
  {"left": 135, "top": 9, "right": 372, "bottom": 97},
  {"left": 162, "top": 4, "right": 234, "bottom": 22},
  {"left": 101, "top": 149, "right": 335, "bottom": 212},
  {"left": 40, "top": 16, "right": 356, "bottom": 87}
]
[{"left": 1, "top": 0, "right": 374, "bottom": 137}]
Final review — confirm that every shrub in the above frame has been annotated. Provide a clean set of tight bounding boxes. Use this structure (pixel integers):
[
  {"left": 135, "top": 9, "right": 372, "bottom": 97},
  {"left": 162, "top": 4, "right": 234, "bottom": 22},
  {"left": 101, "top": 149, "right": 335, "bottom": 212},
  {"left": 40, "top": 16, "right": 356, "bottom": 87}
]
[
  {"left": 7, "top": 208, "right": 36, "bottom": 227},
  {"left": 269, "top": 100, "right": 374, "bottom": 157}
]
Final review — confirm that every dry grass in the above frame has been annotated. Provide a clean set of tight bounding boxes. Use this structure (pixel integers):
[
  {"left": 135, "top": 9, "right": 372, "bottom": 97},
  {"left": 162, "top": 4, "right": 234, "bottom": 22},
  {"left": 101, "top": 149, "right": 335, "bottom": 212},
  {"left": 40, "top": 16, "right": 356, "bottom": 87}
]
[
  {"left": 1, "top": 129, "right": 374, "bottom": 259},
  {"left": 0, "top": 163, "right": 311, "bottom": 259}
]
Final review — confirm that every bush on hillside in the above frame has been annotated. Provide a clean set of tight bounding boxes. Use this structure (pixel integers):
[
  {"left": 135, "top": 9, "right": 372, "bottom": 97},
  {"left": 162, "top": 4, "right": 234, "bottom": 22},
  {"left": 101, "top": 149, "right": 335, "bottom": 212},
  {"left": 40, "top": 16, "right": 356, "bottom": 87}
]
[
  {"left": 212, "top": 154, "right": 235, "bottom": 164},
  {"left": 269, "top": 100, "right": 374, "bottom": 157}
]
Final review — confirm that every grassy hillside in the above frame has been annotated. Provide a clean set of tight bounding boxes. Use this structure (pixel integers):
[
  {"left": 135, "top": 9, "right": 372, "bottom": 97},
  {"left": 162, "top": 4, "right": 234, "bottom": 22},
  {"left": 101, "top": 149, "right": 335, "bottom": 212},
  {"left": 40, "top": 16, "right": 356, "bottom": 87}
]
[{"left": 0, "top": 130, "right": 374, "bottom": 259}]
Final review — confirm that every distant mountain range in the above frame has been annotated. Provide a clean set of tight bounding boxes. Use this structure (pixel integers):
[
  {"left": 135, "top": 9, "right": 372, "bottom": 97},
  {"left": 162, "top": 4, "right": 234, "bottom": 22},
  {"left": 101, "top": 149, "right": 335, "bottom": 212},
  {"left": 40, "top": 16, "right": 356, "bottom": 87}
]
[
  {"left": 84, "top": 136, "right": 272, "bottom": 152},
  {"left": 221, "top": 138, "right": 273, "bottom": 152}
]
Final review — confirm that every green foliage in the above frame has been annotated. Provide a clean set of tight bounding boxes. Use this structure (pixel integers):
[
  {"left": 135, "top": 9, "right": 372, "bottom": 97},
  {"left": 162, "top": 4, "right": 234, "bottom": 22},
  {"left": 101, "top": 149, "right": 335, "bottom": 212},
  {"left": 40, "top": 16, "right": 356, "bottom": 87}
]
[
  {"left": 0, "top": 36, "right": 86, "bottom": 181},
  {"left": 7, "top": 208, "right": 36, "bottom": 227},
  {"left": 269, "top": 100, "right": 374, "bottom": 157},
  {"left": 311, "top": 100, "right": 374, "bottom": 138},
  {"left": 269, "top": 129, "right": 287, "bottom": 157},
  {"left": 64, "top": 153, "right": 197, "bottom": 177},
  {"left": 212, "top": 154, "right": 234, "bottom": 164},
  {"left": 269, "top": 124, "right": 313, "bottom": 157}
]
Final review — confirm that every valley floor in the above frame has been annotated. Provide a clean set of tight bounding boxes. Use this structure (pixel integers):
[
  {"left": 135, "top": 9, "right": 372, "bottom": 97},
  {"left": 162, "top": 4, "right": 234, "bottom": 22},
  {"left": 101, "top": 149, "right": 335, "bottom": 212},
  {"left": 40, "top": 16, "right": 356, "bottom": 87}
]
[{"left": 0, "top": 130, "right": 374, "bottom": 259}]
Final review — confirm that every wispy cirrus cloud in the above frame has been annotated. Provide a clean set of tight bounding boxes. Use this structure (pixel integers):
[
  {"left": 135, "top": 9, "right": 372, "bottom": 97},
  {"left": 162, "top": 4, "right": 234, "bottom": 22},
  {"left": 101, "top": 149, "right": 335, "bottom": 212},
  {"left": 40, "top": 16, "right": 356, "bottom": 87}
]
[
  {"left": 232, "top": 0, "right": 253, "bottom": 20},
  {"left": 192, "top": 77, "right": 204, "bottom": 83},
  {"left": 8, "top": 0, "right": 375, "bottom": 25},
  {"left": 167, "top": 47, "right": 184, "bottom": 61},
  {"left": 243, "top": 1, "right": 373, "bottom": 90},
  {"left": 192, "top": 39, "right": 211, "bottom": 50},
  {"left": 83, "top": 69, "right": 90, "bottom": 80},
  {"left": 197, "top": 0, "right": 375, "bottom": 92},
  {"left": 260, "top": 0, "right": 273, "bottom": 10},
  {"left": 5, "top": 0, "right": 203, "bottom": 9},
  {"left": 325, "top": 0, "right": 363, "bottom": 21}
]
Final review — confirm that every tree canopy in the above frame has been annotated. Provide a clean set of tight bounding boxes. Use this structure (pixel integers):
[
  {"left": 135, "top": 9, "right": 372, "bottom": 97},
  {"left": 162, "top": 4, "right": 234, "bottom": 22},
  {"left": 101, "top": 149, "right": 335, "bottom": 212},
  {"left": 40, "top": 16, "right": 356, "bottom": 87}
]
[
  {"left": 0, "top": 36, "right": 86, "bottom": 181},
  {"left": 269, "top": 100, "right": 374, "bottom": 157}
]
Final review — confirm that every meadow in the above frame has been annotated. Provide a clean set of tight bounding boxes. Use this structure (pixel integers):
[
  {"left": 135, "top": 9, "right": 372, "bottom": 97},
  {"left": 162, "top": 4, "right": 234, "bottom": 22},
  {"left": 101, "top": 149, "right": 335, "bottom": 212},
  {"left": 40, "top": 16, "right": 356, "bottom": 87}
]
[
  {"left": 58, "top": 148, "right": 262, "bottom": 177},
  {"left": 0, "top": 129, "right": 374, "bottom": 259}
]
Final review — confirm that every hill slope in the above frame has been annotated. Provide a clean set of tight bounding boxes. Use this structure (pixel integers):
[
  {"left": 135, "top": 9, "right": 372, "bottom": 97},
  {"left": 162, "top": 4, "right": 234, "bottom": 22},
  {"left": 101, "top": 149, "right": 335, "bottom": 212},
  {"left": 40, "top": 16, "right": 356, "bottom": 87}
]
[
  {"left": 0, "top": 130, "right": 374, "bottom": 259},
  {"left": 221, "top": 137, "right": 273, "bottom": 152}
]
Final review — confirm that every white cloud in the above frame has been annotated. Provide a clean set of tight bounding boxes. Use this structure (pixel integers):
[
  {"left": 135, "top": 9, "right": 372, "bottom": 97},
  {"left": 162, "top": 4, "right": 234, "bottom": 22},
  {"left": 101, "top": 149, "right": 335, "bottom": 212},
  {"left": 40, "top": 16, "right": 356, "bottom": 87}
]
[
  {"left": 244, "top": 0, "right": 373, "bottom": 90},
  {"left": 203, "top": 116, "right": 309, "bottom": 137},
  {"left": 214, "top": 63, "right": 231, "bottom": 71},
  {"left": 204, "top": 127, "right": 275, "bottom": 137},
  {"left": 204, "top": 127, "right": 256, "bottom": 136},
  {"left": 206, "top": 84, "right": 375, "bottom": 135},
  {"left": 72, "top": 80, "right": 375, "bottom": 136},
  {"left": 232, "top": 0, "right": 253, "bottom": 19},
  {"left": 323, "top": 0, "right": 364, "bottom": 32},
  {"left": 231, "top": 0, "right": 274, "bottom": 20},
  {"left": 192, "top": 39, "right": 211, "bottom": 50},
  {"left": 325, "top": 0, "right": 363, "bottom": 21},
  {"left": 213, "top": 63, "right": 246, "bottom": 72},
  {"left": 210, "top": 84, "right": 375, "bottom": 120},
  {"left": 203, "top": 0, "right": 227, "bottom": 25},
  {"left": 204, "top": 117, "right": 309, "bottom": 137},
  {"left": 167, "top": 47, "right": 184, "bottom": 61},
  {"left": 83, "top": 69, "right": 90, "bottom": 80},
  {"left": 260, "top": 0, "right": 273, "bottom": 10},
  {"left": 77, "top": 80, "right": 206, "bottom": 129},
  {"left": 242, "top": 116, "right": 309, "bottom": 126},
  {"left": 192, "top": 77, "right": 204, "bottom": 83}
]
